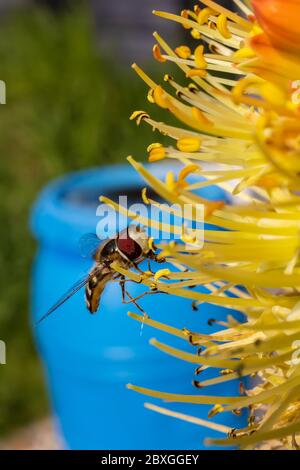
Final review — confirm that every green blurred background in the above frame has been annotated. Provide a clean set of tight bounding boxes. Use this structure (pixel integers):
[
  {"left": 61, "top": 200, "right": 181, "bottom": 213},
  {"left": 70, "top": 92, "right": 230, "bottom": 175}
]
[
  {"left": 0, "top": 0, "right": 180, "bottom": 436},
  {"left": 0, "top": 0, "right": 233, "bottom": 437}
]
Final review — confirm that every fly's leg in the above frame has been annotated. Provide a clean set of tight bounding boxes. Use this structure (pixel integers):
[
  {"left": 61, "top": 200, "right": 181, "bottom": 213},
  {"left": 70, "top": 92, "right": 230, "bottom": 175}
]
[
  {"left": 131, "top": 254, "right": 165, "bottom": 279},
  {"left": 147, "top": 259, "right": 153, "bottom": 274},
  {"left": 147, "top": 254, "right": 167, "bottom": 274},
  {"left": 131, "top": 262, "right": 146, "bottom": 276},
  {"left": 121, "top": 289, "right": 167, "bottom": 306},
  {"left": 122, "top": 287, "right": 150, "bottom": 335},
  {"left": 110, "top": 278, "right": 141, "bottom": 286},
  {"left": 119, "top": 265, "right": 168, "bottom": 306},
  {"left": 120, "top": 277, "right": 148, "bottom": 317},
  {"left": 119, "top": 275, "right": 126, "bottom": 301},
  {"left": 111, "top": 272, "right": 142, "bottom": 285},
  {"left": 124, "top": 289, "right": 149, "bottom": 318},
  {"left": 148, "top": 246, "right": 166, "bottom": 264}
]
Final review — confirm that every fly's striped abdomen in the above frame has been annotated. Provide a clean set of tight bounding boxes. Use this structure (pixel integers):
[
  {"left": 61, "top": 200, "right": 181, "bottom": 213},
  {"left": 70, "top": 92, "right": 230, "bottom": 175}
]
[{"left": 85, "top": 265, "right": 113, "bottom": 314}]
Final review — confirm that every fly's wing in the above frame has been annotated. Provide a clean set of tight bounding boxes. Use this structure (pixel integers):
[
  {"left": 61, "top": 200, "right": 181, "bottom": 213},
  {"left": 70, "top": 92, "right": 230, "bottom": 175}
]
[
  {"left": 79, "top": 233, "right": 101, "bottom": 259},
  {"left": 36, "top": 275, "right": 90, "bottom": 325}
]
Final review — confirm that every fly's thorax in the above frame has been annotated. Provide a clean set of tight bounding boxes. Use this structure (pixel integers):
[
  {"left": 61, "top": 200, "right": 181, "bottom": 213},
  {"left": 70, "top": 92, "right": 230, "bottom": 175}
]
[{"left": 94, "top": 238, "right": 116, "bottom": 263}]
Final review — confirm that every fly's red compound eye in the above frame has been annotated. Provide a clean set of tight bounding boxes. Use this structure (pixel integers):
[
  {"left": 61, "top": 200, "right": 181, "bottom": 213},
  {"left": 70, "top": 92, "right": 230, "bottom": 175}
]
[{"left": 116, "top": 236, "right": 142, "bottom": 261}]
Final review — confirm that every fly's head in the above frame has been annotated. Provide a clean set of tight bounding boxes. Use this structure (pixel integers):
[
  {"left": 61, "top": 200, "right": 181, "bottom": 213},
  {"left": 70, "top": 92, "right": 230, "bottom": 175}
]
[
  {"left": 116, "top": 225, "right": 155, "bottom": 264},
  {"left": 96, "top": 225, "right": 163, "bottom": 266}
]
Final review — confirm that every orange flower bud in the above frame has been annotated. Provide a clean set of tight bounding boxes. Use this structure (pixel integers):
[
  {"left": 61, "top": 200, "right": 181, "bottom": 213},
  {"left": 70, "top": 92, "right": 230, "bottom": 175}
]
[{"left": 252, "top": 0, "right": 300, "bottom": 53}]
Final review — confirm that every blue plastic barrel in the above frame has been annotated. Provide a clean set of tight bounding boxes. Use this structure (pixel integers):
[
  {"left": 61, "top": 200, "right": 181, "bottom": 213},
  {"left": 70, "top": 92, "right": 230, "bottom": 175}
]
[{"left": 31, "top": 164, "right": 245, "bottom": 449}]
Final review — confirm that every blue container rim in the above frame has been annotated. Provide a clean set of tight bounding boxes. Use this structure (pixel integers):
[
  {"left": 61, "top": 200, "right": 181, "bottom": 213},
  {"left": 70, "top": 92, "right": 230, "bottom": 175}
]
[{"left": 30, "top": 163, "right": 229, "bottom": 248}]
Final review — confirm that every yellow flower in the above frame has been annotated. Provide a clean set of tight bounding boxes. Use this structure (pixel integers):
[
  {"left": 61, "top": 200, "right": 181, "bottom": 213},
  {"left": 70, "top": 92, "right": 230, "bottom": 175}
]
[{"left": 105, "top": 0, "right": 300, "bottom": 450}]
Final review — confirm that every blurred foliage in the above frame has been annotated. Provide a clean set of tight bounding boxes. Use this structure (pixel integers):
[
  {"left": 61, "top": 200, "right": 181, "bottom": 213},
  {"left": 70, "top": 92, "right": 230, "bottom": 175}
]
[{"left": 0, "top": 1, "right": 169, "bottom": 435}]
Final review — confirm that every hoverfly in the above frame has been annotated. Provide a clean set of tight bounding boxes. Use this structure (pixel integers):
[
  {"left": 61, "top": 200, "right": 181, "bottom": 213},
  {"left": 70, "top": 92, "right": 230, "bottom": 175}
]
[{"left": 36, "top": 225, "right": 164, "bottom": 324}]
